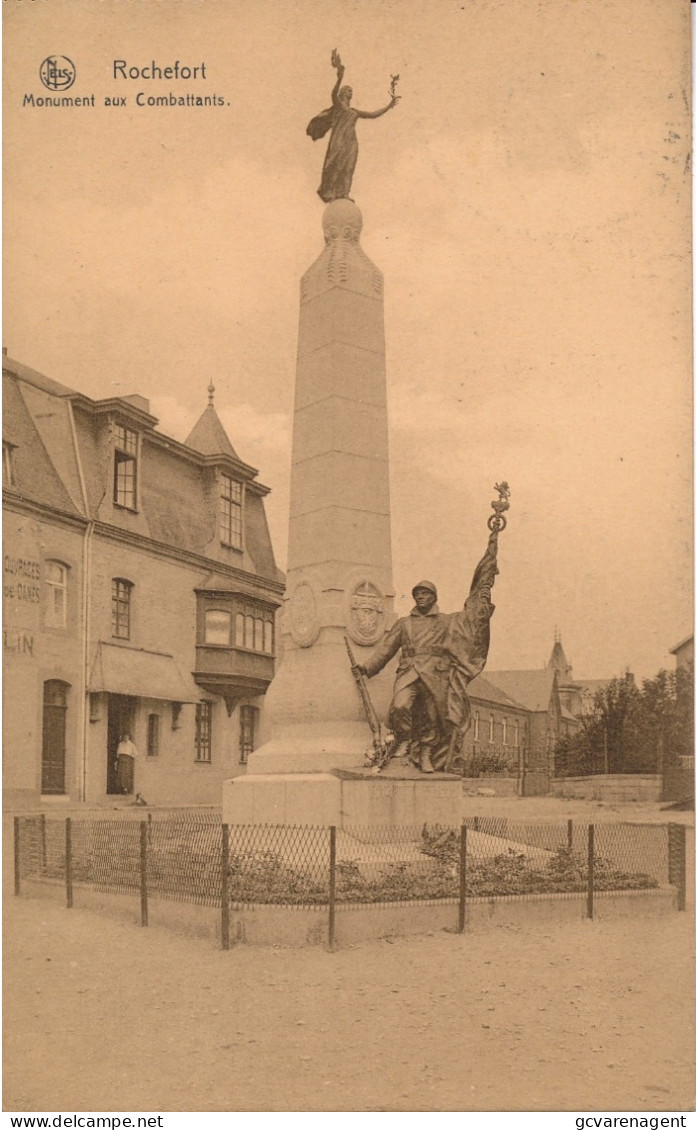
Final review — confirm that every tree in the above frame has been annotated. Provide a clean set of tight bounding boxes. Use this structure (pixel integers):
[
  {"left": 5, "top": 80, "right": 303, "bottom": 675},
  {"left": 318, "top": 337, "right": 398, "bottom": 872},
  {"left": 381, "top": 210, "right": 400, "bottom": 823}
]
[{"left": 554, "top": 665, "right": 693, "bottom": 777}]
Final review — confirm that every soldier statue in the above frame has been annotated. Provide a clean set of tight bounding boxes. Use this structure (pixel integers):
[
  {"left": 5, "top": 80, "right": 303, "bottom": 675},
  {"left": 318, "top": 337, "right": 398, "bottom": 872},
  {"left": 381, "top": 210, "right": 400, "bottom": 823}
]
[{"left": 352, "top": 497, "right": 508, "bottom": 773}]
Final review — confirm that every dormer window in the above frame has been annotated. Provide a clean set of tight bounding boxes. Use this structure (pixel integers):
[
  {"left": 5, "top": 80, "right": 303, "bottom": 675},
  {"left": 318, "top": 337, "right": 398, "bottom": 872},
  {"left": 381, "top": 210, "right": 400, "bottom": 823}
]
[
  {"left": 220, "top": 474, "right": 243, "bottom": 549},
  {"left": 113, "top": 424, "right": 138, "bottom": 509}
]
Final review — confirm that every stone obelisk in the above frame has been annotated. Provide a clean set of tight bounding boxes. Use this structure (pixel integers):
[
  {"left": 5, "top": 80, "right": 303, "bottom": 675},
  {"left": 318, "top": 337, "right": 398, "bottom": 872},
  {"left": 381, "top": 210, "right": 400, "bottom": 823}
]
[
  {"left": 223, "top": 200, "right": 399, "bottom": 822},
  {"left": 255, "top": 198, "right": 394, "bottom": 769}
]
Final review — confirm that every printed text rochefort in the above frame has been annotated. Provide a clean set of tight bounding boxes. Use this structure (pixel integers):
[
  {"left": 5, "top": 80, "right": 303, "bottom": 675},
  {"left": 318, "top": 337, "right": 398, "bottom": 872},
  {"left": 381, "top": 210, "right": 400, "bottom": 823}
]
[{"left": 113, "top": 60, "right": 207, "bottom": 80}]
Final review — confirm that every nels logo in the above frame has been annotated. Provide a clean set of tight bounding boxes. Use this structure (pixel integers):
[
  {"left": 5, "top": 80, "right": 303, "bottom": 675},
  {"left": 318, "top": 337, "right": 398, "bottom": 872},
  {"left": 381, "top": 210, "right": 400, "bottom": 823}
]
[{"left": 39, "top": 56, "right": 76, "bottom": 92}]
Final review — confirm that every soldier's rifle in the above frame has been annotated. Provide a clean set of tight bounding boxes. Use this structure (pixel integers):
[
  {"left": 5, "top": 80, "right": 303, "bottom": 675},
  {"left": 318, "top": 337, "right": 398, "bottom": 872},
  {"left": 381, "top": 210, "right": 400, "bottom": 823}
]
[{"left": 344, "top": 636, "right": 393, "bottom": 770}]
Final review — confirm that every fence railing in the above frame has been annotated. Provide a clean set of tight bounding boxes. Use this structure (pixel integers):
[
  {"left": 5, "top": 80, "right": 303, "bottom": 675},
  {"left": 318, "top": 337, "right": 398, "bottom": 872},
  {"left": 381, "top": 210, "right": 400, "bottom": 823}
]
[{"left": 13, "top": 814, "right": 686, "bottom": 949}]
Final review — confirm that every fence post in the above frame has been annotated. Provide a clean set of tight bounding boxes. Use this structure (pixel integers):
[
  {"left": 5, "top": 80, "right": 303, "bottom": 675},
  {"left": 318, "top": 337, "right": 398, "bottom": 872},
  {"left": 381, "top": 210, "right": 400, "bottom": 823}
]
[
  {"left": 14, "top": 817, "right": 21, "bottom": 896},
  {"left": 221, "top": 824, "right": 230, "bottom": 950},
  {"left": 139, "top": 821, "right": 148, "bottom": 927},
  {"left": 473, "top": 816, "right": 479, "bottom": 832},
  {"left": 586, "top": 823, "right": 595, "bottom": 920},
  {"left": 40, "top": 813, "right": 47, "bottom": 872},
  {"left": 668, "top": 823, "right": 687, "bottom": 912},
  {"left": 328, "top": 826, "right": 337, "bottom": 951},
  {"left": 458, "top": 824, "right": 468, "bottom": 934},
  {"left": 567, "top": 818, "right": 573, "bottom": 853},
  {"left": 65, "top": 817, "right": 73, "bottom": 909}
]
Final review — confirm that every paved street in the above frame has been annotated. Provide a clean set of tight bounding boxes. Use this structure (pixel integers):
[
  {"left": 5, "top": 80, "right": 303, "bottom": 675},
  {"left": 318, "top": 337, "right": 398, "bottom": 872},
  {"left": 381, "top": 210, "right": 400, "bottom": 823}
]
[{"left": 4, "top": 887, "right": 694, "bottom": 1113}]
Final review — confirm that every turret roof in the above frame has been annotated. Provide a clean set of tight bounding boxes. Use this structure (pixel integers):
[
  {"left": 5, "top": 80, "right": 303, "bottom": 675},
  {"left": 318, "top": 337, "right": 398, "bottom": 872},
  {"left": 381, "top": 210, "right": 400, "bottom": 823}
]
[{"left": 185, "top": 403, "right": 240, "bottom": 460}]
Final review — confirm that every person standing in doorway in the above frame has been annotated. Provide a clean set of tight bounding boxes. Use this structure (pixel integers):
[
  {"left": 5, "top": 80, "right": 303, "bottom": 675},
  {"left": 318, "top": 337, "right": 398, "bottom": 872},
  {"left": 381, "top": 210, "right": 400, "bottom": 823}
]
[{"left": 115, "top": 732, "right": 138, "bottom": 795}]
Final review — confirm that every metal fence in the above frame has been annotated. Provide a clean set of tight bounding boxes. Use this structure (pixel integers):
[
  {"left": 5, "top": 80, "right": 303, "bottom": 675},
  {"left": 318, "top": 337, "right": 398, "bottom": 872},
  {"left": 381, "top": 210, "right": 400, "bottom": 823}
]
[{"left": 13, "top": 814, "right": 687, "bottom": 948}]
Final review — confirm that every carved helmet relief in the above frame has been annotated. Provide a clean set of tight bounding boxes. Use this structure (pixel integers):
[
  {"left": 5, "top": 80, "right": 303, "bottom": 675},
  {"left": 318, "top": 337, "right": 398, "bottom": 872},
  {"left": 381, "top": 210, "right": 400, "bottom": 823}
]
[{"left": 347, "top": 580, "right": 385, "bottom": 646}]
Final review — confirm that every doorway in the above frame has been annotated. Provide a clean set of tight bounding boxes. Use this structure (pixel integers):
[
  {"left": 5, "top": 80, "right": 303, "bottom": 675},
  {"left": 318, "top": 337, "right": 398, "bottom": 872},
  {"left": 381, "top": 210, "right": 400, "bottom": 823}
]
[
  {"left": 41, "top": 680, "right": 69, "bottom": 795},
  {"left": 107, "top": 694, "right": 136, "bottom": 794}
]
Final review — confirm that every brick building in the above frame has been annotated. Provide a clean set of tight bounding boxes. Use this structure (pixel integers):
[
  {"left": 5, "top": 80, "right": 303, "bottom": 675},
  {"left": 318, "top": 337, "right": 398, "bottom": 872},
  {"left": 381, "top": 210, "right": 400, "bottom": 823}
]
[
  {"left": 3, "top": 356, "right": 283, "bottom": 809},
  {"left": 460, "top": 674, "right": 530, "bottom": 777}
]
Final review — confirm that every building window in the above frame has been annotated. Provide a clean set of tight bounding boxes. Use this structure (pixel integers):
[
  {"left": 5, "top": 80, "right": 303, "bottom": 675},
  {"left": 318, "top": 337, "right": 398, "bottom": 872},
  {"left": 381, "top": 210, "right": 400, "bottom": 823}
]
[
  {"left": 111, "top": 578, "right": 132, "bottom": 639},
  {"left": 502, "top": 716, "right": 508, "bottom": 746},
  {"left": 204, "top": 610, "right": 231, "bottom": 645},
  {"left": 195, "top": 702, "right": 212, "bottom": 763},
  {"left": 235, "top": 605, "right": 274, "bottom": 654},
  {"left": 220, "top": 475, "right": 243, "bottom": 548},
  {"left": 263, "top": 621, "right": 273, "bottom": 653},
  {"left": 473, "top": 711, "right": 480, "bottom": 741},
  {"left": 113, "top": 424, "right": 138, "bottom": 509},
  {"left": 239, "top": 704, "right": 259, "bottom": 765},
  {"left": 3, "top": 441, "right": 15, "bottom": 486},
  {"left": 488, "top": 714, "right": 495, "bottom": 744},
  {"left": 45, "top": 561, "right": 68, "bottom": 628},
  {"left": 147, "top": 714, "right": 160, "bottom": 756},
  {"left": 513, "top": 719, "right": 520, "bottom": 748}
]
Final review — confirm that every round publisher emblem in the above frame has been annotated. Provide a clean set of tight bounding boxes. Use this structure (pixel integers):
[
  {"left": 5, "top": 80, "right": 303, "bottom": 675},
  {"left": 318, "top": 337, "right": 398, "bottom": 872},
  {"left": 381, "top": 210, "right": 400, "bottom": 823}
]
[{"left": 39, "top": 56, "right": 76, "bottom": 92}]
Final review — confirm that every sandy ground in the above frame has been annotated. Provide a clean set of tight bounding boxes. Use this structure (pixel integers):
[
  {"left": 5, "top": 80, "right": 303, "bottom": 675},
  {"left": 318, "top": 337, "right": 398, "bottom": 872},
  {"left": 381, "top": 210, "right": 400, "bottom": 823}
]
[{"left": 4, "top": 798, "right": 694, "bottom": 1113}]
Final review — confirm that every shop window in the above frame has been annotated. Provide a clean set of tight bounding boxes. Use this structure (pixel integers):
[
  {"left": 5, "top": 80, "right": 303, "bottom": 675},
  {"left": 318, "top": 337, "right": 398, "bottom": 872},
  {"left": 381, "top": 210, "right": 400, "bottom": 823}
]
[
  {"left": 195, "top": 702, "right": 212, "bottom": 763},
  {"left": 45, "top": 561, "right": 68, "bottom": 628},
  {"left": 112, "top": 578, "right": 133, "bottom": 639},
  {"left": 220, "top": 474, "right": 243, "bottom": 548},
  {"left": 239, "top": 704, "right": 259, "bottom": 765}
]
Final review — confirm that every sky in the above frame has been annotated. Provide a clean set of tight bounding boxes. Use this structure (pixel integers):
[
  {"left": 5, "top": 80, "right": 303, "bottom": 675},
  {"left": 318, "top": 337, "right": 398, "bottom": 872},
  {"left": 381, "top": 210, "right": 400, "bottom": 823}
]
[{"left": 3, "top": 0, "right": 693, "bottom": 681}]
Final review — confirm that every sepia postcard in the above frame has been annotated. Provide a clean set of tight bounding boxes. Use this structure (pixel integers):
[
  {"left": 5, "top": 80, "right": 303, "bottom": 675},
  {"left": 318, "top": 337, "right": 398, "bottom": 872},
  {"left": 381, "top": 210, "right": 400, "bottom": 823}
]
[{"left": 3, "top": 0, "right": 694, "bottom": 1121}]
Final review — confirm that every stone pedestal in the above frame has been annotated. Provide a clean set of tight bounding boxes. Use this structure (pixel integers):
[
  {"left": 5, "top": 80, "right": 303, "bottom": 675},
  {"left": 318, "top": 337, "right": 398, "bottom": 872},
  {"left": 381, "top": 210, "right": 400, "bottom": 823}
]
[{"left": 223, "top": 768, "right": 463, "bottom": 828}]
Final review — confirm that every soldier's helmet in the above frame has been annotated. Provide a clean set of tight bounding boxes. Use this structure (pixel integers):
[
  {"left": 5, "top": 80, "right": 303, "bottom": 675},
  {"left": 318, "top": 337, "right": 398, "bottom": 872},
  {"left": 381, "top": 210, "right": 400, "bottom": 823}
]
[{"left": 412, "top": 580, "right": 438, "bottom": 599}]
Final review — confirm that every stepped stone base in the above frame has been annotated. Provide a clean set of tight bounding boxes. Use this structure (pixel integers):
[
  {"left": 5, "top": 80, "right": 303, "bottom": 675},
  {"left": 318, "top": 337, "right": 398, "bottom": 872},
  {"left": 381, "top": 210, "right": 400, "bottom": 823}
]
[{"left": 222, "top": 767, "right": 462, "bottom": 827}]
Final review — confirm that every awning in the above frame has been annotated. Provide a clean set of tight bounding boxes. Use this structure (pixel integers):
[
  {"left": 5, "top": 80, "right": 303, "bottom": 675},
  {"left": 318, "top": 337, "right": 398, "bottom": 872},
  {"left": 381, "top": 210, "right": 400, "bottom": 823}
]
[{"left": 88, "top": 643, "right": 201, "bottom": 703}]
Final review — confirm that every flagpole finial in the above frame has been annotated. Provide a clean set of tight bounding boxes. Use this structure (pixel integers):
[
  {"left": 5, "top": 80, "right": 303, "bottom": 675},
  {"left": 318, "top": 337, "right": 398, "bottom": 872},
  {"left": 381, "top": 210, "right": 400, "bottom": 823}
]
[{"left": 488, "top": 481, "right": 511, "bottom": 533}]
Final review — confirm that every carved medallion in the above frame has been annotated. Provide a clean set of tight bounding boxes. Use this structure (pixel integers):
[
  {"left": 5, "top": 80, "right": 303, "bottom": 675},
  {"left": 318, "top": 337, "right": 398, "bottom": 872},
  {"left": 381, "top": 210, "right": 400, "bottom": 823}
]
[
  {"left": 288, "top": 581, "right": 320, "bottom": 648},
  {"left": 347, "top": 580, "right": 385, "bottom": 646}
]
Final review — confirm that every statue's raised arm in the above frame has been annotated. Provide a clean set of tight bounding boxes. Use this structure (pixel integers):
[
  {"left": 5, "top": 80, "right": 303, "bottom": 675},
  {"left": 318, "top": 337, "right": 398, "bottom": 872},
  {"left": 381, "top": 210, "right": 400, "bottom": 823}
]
[{"left": 306, "top": 51, "right": 400, "bottom": 203}]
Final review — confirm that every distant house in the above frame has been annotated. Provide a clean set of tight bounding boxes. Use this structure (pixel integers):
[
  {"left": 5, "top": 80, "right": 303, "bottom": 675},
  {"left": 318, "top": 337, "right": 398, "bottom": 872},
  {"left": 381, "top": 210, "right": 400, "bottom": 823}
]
[
  {"left": 3, "top": 356, "right": 284, "bottom": 809},
  {"left": 669, "top": 634, "right": 694, "bottom": 672}
]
